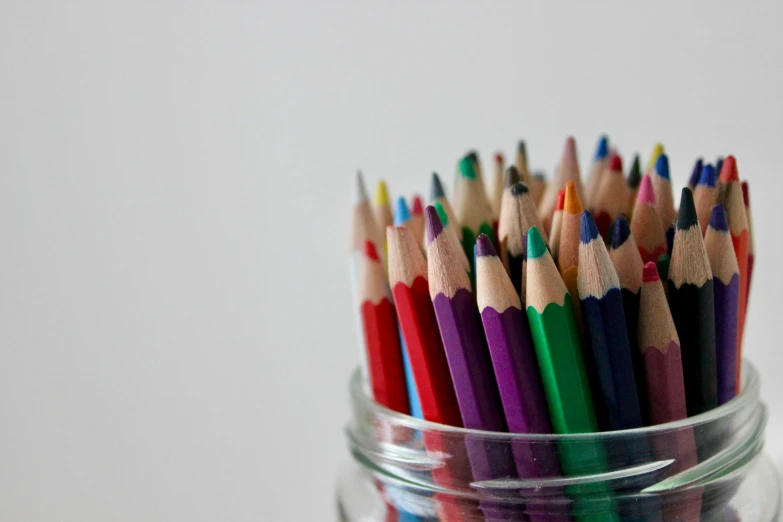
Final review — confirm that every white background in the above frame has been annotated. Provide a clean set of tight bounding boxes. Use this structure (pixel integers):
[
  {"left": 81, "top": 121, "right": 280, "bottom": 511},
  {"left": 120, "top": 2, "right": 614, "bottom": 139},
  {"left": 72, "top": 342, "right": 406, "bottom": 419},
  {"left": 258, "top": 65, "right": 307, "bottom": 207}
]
[{"left": 1, "top": 1, "right": 782, "bottom": 521}]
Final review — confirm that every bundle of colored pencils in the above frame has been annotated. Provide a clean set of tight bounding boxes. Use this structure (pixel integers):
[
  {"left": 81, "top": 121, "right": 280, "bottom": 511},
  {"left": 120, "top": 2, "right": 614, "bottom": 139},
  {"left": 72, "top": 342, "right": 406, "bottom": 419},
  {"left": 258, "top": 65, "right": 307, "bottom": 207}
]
[{"left": 349, "top": 137, "right": 755, "bottom": 521}]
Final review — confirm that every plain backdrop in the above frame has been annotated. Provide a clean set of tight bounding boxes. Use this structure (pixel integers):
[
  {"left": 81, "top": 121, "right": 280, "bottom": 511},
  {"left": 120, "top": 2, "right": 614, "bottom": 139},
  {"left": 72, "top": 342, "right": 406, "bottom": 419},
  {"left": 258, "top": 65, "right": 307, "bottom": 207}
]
[{"left": 1, "top": 1, "right": 783, "bottom": 521}]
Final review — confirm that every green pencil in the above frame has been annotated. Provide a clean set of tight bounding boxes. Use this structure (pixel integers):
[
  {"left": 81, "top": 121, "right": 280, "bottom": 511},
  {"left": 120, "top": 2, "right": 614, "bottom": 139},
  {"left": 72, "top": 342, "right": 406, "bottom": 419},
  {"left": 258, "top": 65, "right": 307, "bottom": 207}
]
[{"left": 455, "top": 155, "right": 495, "bottom": 277}]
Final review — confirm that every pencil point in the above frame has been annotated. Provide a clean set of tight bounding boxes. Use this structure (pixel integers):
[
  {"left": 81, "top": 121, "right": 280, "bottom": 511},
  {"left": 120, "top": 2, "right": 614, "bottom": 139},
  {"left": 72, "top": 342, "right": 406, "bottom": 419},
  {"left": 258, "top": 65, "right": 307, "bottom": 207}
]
[
  {"left": 394, "top": 197, "right": 411, "bottom": 226},
  {"left": 608, "top": 152, "right": 622, "bottom": 172},
  {"left": 654, "top": 153, "right": 671, "bottom": 180},
  {"left": 425, "top": 205, "right": 445, "bottom": 244},
  {"left": 627, "top": 154, "right": 641, "bottom": 188},
  {"left": 355, "top": 170, "right": 369, "bottom": 202},
  {"left": 495, "top": 152, "right": 504, "bottom": 164},
  {"left": 433, "top": 201, "right": 450, "bottom": 226},
  {"left": 709, "top": 204, "right": 729, "bottom": 232},
  {"left": 720, "top": 155, "right": 739, "bottom": 182},
  {"left": 527, "top": 227, "right": 547, "bottom": 259},
  {"left": 580, "top": 211, "right": 600, "bottom": 243},
  {"left": 363, "top": 240, "right": 380, "bottom": 261},
  {"left": 637, "top": 175, "right": 656, "bottom": 204},
  {"left": 411, "top": 195, "right": 424, "bottom": 215},
  {"left": 475, "top": 234, "right": 497, "bottom": 257},
  {"left": 562, "top": 136, "right": 578, "bottom": 166},
  {"left": 518, "top": 140, "right": 527, "bottom": 155},
  {"left": 698, "top": 164, "right": 716, "bottom": 188},
  {"left": 715, "top": 157, "right": 724, "bottom": 179},
  {"left": 642, "top": 262, "right": 660, "bottom": 282},
  {"left": 510, "top": 182, "right": 529, "bottom": 196},
  {"left": 647, "top": 143, "right": 664, "bottom": 173},
  {"left": 430, "top": 172, "right": 446, "bottom": 200},
  {"left": 459, "top": 156, "right": 477, "bottom": 179},
  {"left": 533, "top": 171, "right": 546, "bottom": 181},
  {"left": 563, "top": 181, "right": 583, "bottom": 215},
  {"left": 688, "top": 158, "right": 704, "bottom": 187},
  {"left": 677, "top": 187, "right": 698, "bottom": 230},
  {"left": 611, "top": 216, "right": 632, "bottom": 249},
  {"left": 374, "top": 180, "right": 390, "bottom": 206},
  {"left": 555, "top": 189, "right": 566, "bottom": 211},
  {"left": 741, "top": 181, "right": 750, "bottom": 206},
  {"left": 504, "top": 165, "right": 521, "bottom": 187},
  {"left": 594, "top": 135, "right": 609, "bottom": 160},
  {"left": 467, "top": 150, "right": 479, "bottom": 164}
]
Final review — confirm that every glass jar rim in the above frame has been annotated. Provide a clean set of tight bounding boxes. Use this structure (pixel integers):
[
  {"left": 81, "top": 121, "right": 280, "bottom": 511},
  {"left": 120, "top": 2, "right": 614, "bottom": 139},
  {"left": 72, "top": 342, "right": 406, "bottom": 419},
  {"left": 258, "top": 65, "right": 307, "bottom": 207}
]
[{"left": 349, "top": 358, "right": 760, "bottom": 440}]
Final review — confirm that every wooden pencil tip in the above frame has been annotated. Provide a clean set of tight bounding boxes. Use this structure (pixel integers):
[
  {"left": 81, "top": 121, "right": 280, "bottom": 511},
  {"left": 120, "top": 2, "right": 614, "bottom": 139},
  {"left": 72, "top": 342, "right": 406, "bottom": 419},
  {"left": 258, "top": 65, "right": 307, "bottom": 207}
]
[
  {"left": 495, "top": 152, "right": 504, "bottom": 164},
  {"left": 355, "top": 170, "right": 369, "bottom": 202},
  {"left": 433, "top": 201, "right": 450, "bottom": 226},
  {"left": 411, "top": 195, "right": 424, "bottom": 215},
  {"left": 475, "top": 234, "right": 497, "bottom": 257},
  {"left": 741, "top": 181, "right": 750, "bottom": 206},
  {"left": 654, "top": 153, "right": 671, "bottom": 180},
  {"left": 518, "top": 140, "right": 527, "bottom": 155},
  {"left": 555, "top": 189, "right": 566, "bottom": 211},
  {"left": 627, "top": 154, "right": 642, "bottom": 188},
  {"left": 363, "top": 240, "right": 380, "bottom": 261},
  {"left": 688, "top": 158, "right": 704, "bottom": 187},
  {"left": 533, "top": 171, "right": 546, "bottom": 181},
  {"left": 563, "top": 181, "right": 583, "bottom": 215},
  {"left": 527, "top": 227, "right": 547, "bottom": 259},
  {"left": 642, "top": 261, "right": 660, "bottom": 282},
  {"left": 430, "top": 172, "right": 445, "bottom": 200},
  {"left": 720, "top": 155, "right": 739, "bottom": 182},
  {"left": 698, "top": 164, "right": 716, "bottom": 188},
  {"left": 611, "top": 216, "right": 632, "bottom": 249},
  {"left": 677, "top": 187, "right": 698, "bottom": 230},
  {"left": 637, "top": 175, "right": 656, "bottom": 204},
  {"left": 425, "top": 205, "right": 444, "bottom": 243},
  {"left": 580, "top": 211, "right": 600, "bottom": 244},
  {"left": 511, "top": 182, "right": 529, "bottom": 196},
  {"left": 563, "top": 136, "right": 578, "bottom": 166},
  {"left": 459, "top": 156, "right": 477, "bottom": 179},
  {"left": 608, "top": 152, "right": 623, "bottom": 172},
  {"left": 394, "top": 197, "right": 411, "bottom": 226},
  {"left": 467, "top": 150, "right": 479, "bottom": 164},
  {"left": 647, "top": 143, "right": 664, "bottom": 172},
  {"left": 374, "top": 180, "right": 390, "bottom": 206},
  {"left": 594, "top": 135, "right": 609, "bottom": 160},
  {"left": 504, "top": 165, "right": 521, "bottom": 187},
  {"left": 709, "top": 204, "right": 729, "bottom": 232}
]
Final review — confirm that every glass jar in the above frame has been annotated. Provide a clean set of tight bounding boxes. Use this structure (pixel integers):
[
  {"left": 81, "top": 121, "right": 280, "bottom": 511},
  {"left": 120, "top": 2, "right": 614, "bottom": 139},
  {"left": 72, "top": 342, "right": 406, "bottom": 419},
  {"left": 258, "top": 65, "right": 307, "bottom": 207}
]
[{"left": 337, "top": 360, "right": 780, "bottom": 521}]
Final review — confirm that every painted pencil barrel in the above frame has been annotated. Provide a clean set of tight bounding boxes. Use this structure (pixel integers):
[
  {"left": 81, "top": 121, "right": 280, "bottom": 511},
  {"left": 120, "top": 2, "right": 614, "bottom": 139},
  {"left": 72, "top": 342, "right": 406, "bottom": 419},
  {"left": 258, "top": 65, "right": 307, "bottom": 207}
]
[{"left": 714, "top": 275, "right": 740, "bottom": 405}]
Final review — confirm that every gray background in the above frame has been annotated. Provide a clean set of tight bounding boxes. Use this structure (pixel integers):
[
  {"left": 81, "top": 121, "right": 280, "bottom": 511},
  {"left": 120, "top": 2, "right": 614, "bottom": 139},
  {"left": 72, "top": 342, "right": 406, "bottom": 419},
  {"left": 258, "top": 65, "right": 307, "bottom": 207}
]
[{"left": 2, "top": 1, "right": 782, "bottom": 520}]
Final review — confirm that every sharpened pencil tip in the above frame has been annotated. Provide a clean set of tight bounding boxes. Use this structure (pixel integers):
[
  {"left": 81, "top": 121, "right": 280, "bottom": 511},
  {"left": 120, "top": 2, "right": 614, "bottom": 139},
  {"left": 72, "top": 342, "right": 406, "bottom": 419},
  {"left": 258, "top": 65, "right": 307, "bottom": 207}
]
[
  {"left": 374, "top": 180, "right": 390, "bottom": 206},
  {"left": 688, "top": 158, "right": 704, "bottom": 187},
  {"left": 475, "top": 234, "right": 497, "bottom": 257},
  {"left": 467, "top": 150, "right": 479, "bottom": 164},
  {"left": 564, "top": 181, "right": 583, "bottom": 215},
  {"left": 527, "top": 227, "right": 547, "bottom": 259},
  {"left": 594, "top": 135, "right": 609, "bottom": 160},
  {"left": 720, "top": 155, "right": 739, "bottom": 182},
  {"left": 647, "top": 143, "right": 664, "bottom": 172},
  {"left": 433, "top": 201, "right": 450, "bottom": 227},
  {"left": 580, "top": 211, "right": 600, "bottom": 243},
  {"left": 563, "top": 136, "right": 578, "bottom": 166},
  {"left": 355, "top": 170, "right": 369, "bottom": 202},
  {"left": 643, "top": 261, "right": 660, "bottom": 282},
  {"left": 518, "top": 140, "right": 527, "bottom": 155},
  {"left": 363, "top": 240, "right": 380, "bottom": 261},
  {"left": 411, "top": 195, "right": 424, "bottom": 215},
  {"left": 511, "top": 182, "right": 529, "bottom": 196},
  {"left": 425, "top": 205, "right": 445, "bottom": 243},
  {"left": 627, "top": 154, "right": 642, "bottom": 188},
  {"left": 555, "top": 189, "right": 566, "bottom": 211},
  {"left": 654, "top": 154, "right": 671, "bottom": 180},
  {"left": 504, "top": 165, "right": 521, "bottom": 187},
  {"left": 430, "top": 172, "right": 446, "bottom": 200},
  {"left": 533, "top": 171, "right": 546, "bottom": 181},
  {"left": 698, "top": 164, "right": 716, "bottom": 188},
  {"left": 677, "top": 187, "right": 698, "bottom": 230},
  {"left": 608, "top": 152, "right": 622, "bottom": 172},
  {"left": 394, "top": 197, "right": 411, "bottom": 226},
  {"left": 741, "top": 181, "right": 750, "bottom": 206},
  {"left": 459, "top": 156, "right": 477, "bottom": 179},
  {"left": 637, "top": 175, "right": 656, "bottom": 204},
  {"left": 715, "top": 158, "right": 724, "bottom": 179},
  {"left": 495, "top": 152, "right": 504, "bottom": 164},
  {"left": 611, "top": 216, "right": 632, "bottom": 249},
  {"left": 709, "top": 204, "right": 729, "bottom": 232}
]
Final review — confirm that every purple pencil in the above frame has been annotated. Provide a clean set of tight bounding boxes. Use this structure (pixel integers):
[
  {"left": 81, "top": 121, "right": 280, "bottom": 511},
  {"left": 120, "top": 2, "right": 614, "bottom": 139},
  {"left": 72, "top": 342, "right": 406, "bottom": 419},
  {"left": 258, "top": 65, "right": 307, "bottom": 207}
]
[{"left": 704, "top": 204, "right": 740, "bottom": 404}]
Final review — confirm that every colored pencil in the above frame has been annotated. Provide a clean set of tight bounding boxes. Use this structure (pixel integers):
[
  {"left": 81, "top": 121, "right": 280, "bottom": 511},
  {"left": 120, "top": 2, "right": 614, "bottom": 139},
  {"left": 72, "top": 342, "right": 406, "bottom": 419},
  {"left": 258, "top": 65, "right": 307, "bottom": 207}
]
[
  {"left": 475, "top": 234, "right": 560, "bottom": 478},
  {"left": 609, "top": 216, "right": 649, "bottom": 425},
  {"left": 426, "top": 206, "right": 507, "bottom": 432},
  {"left": 694, "top": 163, "right": 717, "bottom": 236},
  {"left": 409, "top": 195, "right": 425, "bottom": 248},
  {"left": 430, "top": 172, "right": 461, "bottom": 239},
  {"left": 687, "top": 157, "right": 704, "bottom": 191},
  {"left": 631, "top": 175, "right": 668, "bottom": 264},
  {"left": 515, "top": 140, "right": 532, "bottom": 186},
  {"left": 592, "top": 152, "right": 628, "bottom": 239},
  {"left": 455, "top": 156, "right": 496, "bottom": 276},
  {"left": 578, "top": 211, "right": 644, "bottom": 431},
  {"left": 433, "top": 201, "right": 470, "bottom": 273},
  {"left": 715, "top": 157, "right": 725, "bottom": 186},
  {"left": 625, "top": 153, "right": 642, "bottom": 218},
  {"left": 350, "top": 171, "right": 384, "bottom": 389},
  {"left": 638, "top": 262, "right": 702, "bottom": 521},
  {"left": 584, "top": 134, "right": 609, "bottom": 207},
  {"left": 656, "top": 254, "right": 671, "bottom": 290},
  {"left": 718, "top": 156, "right": 749, "bottom": 384},
  {"left": 557, "top": 181, "right": 588, "bottom": 342},
  {"left": 374, "top": 180, "right": 395, "bottom": 241},
  {"left": 393, "top": 198, "right": 425, "bottom": 418},
  {"left": 548, "top": 189, "right": 565, "bottom": 263},
  {"left": 742, "top": 181, "right": 755, "bottom": 306},
  {"left": 539, "top": 136, "right": 585, "bottom": 234},
  {"left": 504, "top": 163, "right": 521, "bottom": 188},
  {"left": 703, "top": 204, "right": 740, "bottom": 405},
  {"left": 645, "top": 143, "right": 664, "bottom": 176},
  {"left": 526, "top": 226, "right": 618, "bottom": 522},
  {"left": 651, "top": 153, "right": 677, "bottom": 253},
  {"left": 668, "top": 188, "right": 718, "bottom": 415},
  {"left": 530, "top": 171, "right": 547, "bottom": 207},
  {"left": 359, "top": 239, "right": 410, "bottom": 413},
  {"left": 497, "top": 182, "right": 528, "bottom": 297},
  {"left": 489, "top": 152, "right": 505, "bottom": 219}
]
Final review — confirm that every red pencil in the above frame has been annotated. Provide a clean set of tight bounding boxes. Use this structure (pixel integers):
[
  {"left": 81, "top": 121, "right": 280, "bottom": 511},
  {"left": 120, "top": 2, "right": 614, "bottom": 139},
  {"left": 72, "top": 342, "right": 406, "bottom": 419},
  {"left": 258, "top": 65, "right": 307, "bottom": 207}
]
[
  {"left": 631, "top": 175, "right": 668, "bottom": 264},
  {"left": 742, "top": 181, "right": 755, "bottom": 308},
  {"left": 359, "top": 240, "right": 410, "bottom": 413}
]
